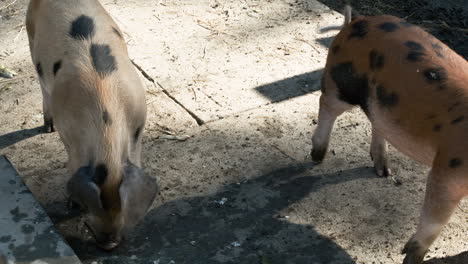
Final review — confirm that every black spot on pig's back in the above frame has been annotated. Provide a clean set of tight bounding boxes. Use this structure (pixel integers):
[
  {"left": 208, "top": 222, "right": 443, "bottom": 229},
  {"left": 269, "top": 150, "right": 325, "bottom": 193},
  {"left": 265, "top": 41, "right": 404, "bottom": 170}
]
[
  {"left": 348, "top": 20, "right": 368, "bottom": 39},
  {"left": 376, "top": 85, "right": 399, "bottom": 108},
  {"left": 378, "top": 22, "right": 399, "bottom": 32},
  {"left": 330, "top": 62, "right": 369, "bottom": 114},
  {"left": 70, "top": 15, "right": 95, "bottom": 39},
  {"left": 90, "top": 44, "right": 117, "bottom": 76}
]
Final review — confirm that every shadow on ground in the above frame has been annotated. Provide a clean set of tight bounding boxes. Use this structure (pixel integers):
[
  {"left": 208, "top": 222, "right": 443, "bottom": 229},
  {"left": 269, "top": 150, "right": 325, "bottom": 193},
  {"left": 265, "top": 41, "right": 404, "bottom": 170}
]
[
  {"left": 426, "top": 251, "right": 468, "bottom": 264},
  {"left": 0, "top": 126, "right": 43, "bottom": 150},
  {"left": 254, "top": 69, "right": 323, "bottom": 103},
  {"left": 49, "top": 164, "right": 382, "bottom": 264},
  {"left": 314, "top": 0, "right": 468, "bottom": 59}
]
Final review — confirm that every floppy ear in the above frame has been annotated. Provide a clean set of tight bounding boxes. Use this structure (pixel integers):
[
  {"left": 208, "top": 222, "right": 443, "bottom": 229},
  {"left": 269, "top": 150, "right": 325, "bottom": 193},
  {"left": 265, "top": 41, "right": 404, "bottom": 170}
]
[
  {"left": 119, "top": 162, "right": 158, "bottom": 228},
  {"left": 67, "top": 166, "right": 104, "bottom": 216}
]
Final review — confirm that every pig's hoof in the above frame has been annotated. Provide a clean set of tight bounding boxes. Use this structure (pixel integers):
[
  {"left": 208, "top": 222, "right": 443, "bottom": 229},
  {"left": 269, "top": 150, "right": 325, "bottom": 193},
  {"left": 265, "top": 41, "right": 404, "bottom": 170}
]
[
  {"left": 375, "top": 165, "right": 391, "bottom": 177},
  {"left": 402, "top": 240, "right": 426, "bottom": 264},
  {"left": 98, "top": 241, "right": 120, "bottom": 251},
  {"left": 44, "top": 119, "right": 55, "bottom": 133},
  {"left": 67, "top": 197, "right": 80, "bottom": 210},
  {"left": 311, "top": 147, "right": 326, "bottom": 164}
]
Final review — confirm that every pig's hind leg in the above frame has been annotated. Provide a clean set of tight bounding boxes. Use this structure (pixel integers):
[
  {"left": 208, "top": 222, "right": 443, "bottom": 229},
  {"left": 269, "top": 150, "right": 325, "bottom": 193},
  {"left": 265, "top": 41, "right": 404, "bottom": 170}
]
[
  {"left": 311, "top": 74, "right": 353, "bottom": 163},
  {"left": 402, "top": 157, "right": 467, "bottom": 264},
  {"left": 370, "top": 126, "right": 391, "bottom": 176}
]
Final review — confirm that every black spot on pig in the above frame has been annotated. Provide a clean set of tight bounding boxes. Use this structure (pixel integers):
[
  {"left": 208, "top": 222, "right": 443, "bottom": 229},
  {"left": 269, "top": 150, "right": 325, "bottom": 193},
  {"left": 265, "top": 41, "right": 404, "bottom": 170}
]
[
  {"left": 70, "top": 15, "right": 95, "bottom": 39},
  {"left": 432, "top": 43, "right": 444, "bottom": 58},
  {"left": 112, "top": 27, "right": 123, "bottom": 39},
  {"left": 450, "top": 116, "right": 464, "bottom": 124},
  {"left": 330, "top": 62, "right": 369, "bottom": 114},
  {"left": 449, "top": 158, "right": 462, "bottom": 168},
  {"left": 102, "top": 110, "right": 111, "bottom": 125},
  {"left": 432, "top": 43, "right": 442, "bottom": 50},
  {"left": 348, "top": 20, "right": 368, "bottom": 39},
  {"left": 405, "top": 41, "right": 424, "bottom": 51},
  {"left": 379, "top": 22, "right": 398, "bottom": 32},
  {"left": 332, "top": 45, "right": 340, "bottom": 54},
  {"left": 53, "top": 60, "right": 62, "bottom": 76},
  {"left": 90, "top": 44, "right": 117, "bottom": 76},
  {"left": 433, "top": 124, "right": 442, "bottom": 132},
  {"left": 93, "top": 164, "right": 108, "bottom": 186},
  {"left": 405, "top": 41, "right": 426, "bottom": 62},
  {"left": 424, "top": 67, "right": 447, "bottom": 83},
  {"left": 369, "top": 50, "right": 385, "bottom": 70},
  {"left": 407, "top": 52, "right": 425, "bottom": 62},
  {"left": 376, "top": 85, "right": 399, "bottom": 108},
  {"left": 36, "top": 63, "right": 43, "bottom": 78},
  {"left": 434, "top": 51, "right": 444, "bottom": 58},
  {"left": 134, "top": 126, "right": 142, "bottom": 143}
]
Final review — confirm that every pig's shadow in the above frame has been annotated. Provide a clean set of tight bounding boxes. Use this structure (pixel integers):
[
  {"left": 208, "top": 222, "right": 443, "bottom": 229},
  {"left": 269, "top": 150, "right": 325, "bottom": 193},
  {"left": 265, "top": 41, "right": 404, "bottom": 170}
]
[
  {"left": 0, "top": 126, "right": 43, "bottom": 150},
  {"left": 425, "top": 251, "right": 468, "bottom": 264},
  {"left": 58, "top": 164, "right": 383, "bottom": 264}
]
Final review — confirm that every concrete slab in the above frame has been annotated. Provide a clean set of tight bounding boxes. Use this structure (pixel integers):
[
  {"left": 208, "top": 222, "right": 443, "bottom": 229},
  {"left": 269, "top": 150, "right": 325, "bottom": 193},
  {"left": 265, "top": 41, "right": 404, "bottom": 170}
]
[{"left": 0, "top": 155, "right": 81, "bottom": 264}]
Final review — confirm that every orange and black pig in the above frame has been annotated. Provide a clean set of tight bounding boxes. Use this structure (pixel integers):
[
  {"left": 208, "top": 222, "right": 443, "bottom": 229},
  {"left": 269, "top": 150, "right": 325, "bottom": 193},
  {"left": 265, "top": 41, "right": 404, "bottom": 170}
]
[{"left": 312, "top": 6, "right": 468, "bottom": 264}]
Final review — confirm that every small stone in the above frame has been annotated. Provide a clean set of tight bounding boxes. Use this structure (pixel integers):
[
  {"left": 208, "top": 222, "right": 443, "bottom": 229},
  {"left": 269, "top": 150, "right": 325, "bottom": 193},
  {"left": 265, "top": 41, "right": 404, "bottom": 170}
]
[{"left": 231, "top": 241, "right": 241, "bottom": 247}]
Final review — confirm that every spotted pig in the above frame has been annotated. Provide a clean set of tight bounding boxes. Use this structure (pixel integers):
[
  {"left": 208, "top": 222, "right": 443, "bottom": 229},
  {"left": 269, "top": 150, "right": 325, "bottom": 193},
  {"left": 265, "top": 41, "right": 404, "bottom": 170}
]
[
  {"left": 311, "top": 6, "right": 468, "bottom": 264},
  {"left": 26, "top": 0, "right": 157, "bottom": 250}
]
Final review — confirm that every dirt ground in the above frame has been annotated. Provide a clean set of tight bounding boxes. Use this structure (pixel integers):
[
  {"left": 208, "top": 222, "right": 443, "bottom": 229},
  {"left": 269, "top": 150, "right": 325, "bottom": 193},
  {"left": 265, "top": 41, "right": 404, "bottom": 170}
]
[
  {"left": 319, "top": 0, "right": 468, "bottom": 60},
  {"left": 0, "top": 0, "right": 467, "bottom": 263}
]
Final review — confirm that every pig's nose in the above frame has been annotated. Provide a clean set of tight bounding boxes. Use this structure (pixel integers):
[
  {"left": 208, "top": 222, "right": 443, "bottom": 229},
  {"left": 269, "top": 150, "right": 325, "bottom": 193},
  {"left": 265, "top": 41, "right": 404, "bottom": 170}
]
[{"left": 97, "top": 233, "right": 121, "bottom": 251}]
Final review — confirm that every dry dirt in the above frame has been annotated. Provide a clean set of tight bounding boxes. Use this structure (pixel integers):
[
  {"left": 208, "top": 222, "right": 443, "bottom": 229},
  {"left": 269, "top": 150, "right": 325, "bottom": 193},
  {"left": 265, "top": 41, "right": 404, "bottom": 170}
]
[{"left": 0, "top": 0, "right": 467, "bottom": 264}]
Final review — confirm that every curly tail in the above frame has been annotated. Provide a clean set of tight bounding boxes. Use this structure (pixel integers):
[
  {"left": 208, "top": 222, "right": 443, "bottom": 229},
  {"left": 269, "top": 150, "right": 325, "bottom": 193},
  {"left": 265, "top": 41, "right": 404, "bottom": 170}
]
[
  {"left": 343, "top": 5, "right": 353, "bottom": 25},
  {"left": 320, "top": 5, "right": 360, "bottom": 33}
]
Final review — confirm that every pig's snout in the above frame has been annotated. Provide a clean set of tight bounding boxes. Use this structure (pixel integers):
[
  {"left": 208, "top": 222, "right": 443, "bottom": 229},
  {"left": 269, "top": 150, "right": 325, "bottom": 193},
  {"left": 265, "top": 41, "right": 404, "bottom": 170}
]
[{"left": 96, "top": 232, "right": 121, "bottom": 251}]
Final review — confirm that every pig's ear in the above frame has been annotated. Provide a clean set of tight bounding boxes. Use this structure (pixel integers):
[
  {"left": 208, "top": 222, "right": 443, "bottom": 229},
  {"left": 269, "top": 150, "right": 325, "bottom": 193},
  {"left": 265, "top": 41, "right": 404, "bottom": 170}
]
[
  {"left": 119, "top": 162, "right": 157, "bottom": 228},
  {"left": 67, "top": 166, "right": 104, "bottom": 216}
]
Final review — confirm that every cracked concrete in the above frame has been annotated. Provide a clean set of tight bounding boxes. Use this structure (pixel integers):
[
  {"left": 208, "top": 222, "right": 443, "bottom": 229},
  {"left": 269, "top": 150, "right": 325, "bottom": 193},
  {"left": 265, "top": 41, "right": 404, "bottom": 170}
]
[
  {"left": 0, "top": 156, "right": 81, "bottom": 264},
  {"left": 0, "top": 0, "right": 466, "bottom": 264},
  {"left": 132, "top": 60, "right": 205, "bottom": 126}
]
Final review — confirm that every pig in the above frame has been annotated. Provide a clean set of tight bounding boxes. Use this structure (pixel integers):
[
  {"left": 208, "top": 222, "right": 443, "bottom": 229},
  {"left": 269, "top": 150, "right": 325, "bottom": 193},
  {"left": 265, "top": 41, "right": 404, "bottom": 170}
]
[
  {"left": 311, "top": 5, "right": 468, "bottom": 264},
  {"left": 26, "top": 0, "right": 158, "bottom": 250}
]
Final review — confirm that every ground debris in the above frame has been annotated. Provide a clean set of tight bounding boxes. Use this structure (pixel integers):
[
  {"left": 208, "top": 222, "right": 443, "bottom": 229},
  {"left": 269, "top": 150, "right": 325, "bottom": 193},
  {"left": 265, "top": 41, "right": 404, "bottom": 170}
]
[
  {"left": 214, "top": 197, "right": 228, "bottom": 205},
  {"left": 158, "top": 134, "right": 192, "bottom": 141},
  {"left": 230, "top": 241, "right": 241, "bottom": 247},
  {"left": 0, "top": 65, "right": 17, "bottom": 79},
  {"left": 391, "top": 176, "right": 402, "bottom": 186}
]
